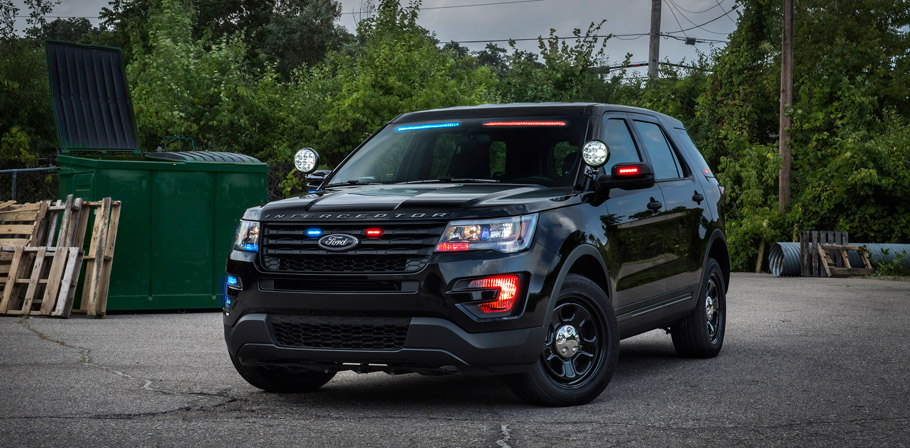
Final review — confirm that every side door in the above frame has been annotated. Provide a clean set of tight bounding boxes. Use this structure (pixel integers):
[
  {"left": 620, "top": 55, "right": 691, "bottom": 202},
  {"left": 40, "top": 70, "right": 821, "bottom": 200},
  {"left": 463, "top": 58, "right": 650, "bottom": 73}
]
[
  {"left": 629, "top": 116, "right": 703, "bottom": 294},
  {"left": 596, "top": 114, "right": 668, "bottom": 316}
]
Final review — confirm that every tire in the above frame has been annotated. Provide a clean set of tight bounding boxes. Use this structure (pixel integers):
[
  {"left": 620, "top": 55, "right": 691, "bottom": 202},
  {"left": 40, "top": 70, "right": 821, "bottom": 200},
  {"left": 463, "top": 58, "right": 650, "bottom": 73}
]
[
  {"left": 506, "top": 274, "right": 619, "bottom": 406},
  {"left": 230, "top": 354, "right": 335, "bottom": 393},
  {"left": 671, "top": 258, "right": 726, "bottom": 358}
]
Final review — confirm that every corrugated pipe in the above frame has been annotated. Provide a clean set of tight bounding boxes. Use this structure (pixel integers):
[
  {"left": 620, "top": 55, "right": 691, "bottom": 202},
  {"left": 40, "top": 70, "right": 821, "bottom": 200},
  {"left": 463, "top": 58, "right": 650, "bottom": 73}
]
[{"left": 769, "top": 242, "right": 910, "bottom": 277}]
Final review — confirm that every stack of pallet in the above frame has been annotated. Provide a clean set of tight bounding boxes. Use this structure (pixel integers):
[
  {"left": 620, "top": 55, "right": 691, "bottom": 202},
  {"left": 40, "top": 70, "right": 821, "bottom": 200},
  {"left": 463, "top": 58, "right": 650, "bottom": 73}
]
[{"left": 0, "top": 196, "right": 120, "bottom": 318}]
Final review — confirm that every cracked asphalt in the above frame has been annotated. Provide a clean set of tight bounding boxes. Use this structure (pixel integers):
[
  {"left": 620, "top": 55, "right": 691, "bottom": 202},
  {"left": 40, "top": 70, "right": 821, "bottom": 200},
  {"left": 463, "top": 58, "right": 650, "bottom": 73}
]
[{"left": 1, "top": 273, "right": 909, "bottom": 447}]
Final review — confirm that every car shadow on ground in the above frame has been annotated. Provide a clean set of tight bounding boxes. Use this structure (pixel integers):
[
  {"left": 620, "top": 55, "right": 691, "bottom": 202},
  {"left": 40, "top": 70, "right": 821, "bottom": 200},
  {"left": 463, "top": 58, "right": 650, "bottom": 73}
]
[{"left": 249, "top": 333, "right": 691, "bottom": 409}]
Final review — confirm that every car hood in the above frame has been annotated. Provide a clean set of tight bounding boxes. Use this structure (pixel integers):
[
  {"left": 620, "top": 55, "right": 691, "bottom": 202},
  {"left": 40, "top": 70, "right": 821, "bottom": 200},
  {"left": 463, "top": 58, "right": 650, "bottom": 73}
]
[{"left": 246, "top": 183, "right": 581, "bottom": 221}]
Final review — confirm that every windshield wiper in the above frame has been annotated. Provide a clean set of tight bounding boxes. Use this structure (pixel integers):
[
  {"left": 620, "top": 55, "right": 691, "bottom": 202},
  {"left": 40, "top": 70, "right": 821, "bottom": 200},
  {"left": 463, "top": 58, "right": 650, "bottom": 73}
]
[
  {"left": 404, "top": 178, "right": 500, "bottom": 184},
  {"left": 324, "top": 179, "right": 383, "bottom": 187}
]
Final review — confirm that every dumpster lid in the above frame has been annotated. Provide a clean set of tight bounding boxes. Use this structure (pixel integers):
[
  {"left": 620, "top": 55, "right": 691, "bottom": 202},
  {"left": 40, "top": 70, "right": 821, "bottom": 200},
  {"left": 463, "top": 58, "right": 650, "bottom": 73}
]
[
  {"left": 144, "top": 151, "right": 265, "bottom": 164},
  {"left": 46, "top": 40, "right": 141, "bottom": 155}
]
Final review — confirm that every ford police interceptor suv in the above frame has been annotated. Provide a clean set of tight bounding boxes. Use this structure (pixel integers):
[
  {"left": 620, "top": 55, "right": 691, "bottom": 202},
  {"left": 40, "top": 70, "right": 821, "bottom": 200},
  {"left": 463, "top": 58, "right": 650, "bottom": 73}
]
[{"left": 223, "top": 103, "right": 729, "bottom": 406}]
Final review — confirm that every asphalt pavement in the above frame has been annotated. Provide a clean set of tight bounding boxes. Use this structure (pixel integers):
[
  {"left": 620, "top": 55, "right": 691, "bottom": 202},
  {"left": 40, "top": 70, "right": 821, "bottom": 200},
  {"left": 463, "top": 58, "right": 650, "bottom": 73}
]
[{"left": 1, "top": 273, "right": 909, "bottom": 447}]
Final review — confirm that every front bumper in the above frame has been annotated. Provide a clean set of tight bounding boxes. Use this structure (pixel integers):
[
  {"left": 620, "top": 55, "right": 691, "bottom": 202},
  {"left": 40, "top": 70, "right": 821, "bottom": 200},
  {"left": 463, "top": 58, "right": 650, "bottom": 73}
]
[
  {"left": 226, "top": 313, "right": 546, "bottom": 375},
  {"left": 223, "top": 241, "right": 561, "bottom": 374}
]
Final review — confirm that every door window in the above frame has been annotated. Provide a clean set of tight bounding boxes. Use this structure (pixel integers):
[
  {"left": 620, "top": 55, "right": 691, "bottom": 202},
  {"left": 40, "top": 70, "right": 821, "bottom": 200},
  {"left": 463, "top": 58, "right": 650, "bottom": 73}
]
[
  {"left": 602, "top": 118, "right": 641, "bottom": 172},
  {"left": 633, "top": 121, "right": 684, "bottom": 180}
]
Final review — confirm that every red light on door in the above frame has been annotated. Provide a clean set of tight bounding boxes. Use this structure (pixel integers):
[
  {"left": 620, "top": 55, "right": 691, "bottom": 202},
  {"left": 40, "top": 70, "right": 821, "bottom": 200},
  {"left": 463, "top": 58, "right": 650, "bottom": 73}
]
[{"left": 616, "top": 166, "right": 640, "bottom": 176}]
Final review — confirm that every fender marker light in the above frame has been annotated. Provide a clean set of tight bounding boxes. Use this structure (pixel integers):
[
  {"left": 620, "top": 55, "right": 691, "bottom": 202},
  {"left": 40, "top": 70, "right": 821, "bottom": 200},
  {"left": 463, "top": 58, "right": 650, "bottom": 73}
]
[
  {"left": 396, "top": 122, "right": 460, "bottom": 131},
  {"left": 482, "top": 121, "right": 566, "bottom": 127},
  {"left": 365, "top": 228, "right": 382, "bottom": 238},
  {"left": 469, "top": 275, "right": 520, "bottom": 313},
  {"left": 616, "top": 166, "right": 640, "bottom": 176}
]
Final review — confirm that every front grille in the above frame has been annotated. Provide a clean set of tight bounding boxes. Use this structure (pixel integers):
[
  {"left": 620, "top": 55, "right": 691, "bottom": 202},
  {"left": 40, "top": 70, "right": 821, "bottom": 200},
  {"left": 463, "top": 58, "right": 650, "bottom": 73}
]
[
  {"left": 260, "top": 221, "right": 445, "bottom": 274},
  {"left": 270, "top": 315, "right": 409, "bottom": 350}
]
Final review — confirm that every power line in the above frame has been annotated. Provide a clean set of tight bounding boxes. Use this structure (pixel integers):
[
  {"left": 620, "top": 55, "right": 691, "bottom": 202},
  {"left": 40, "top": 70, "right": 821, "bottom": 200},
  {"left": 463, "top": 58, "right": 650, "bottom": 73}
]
[
  {"left": 663, "top": 7, "right": 737, "bottom": 35},
  {"left": 663, "top": 33, "right": 726, "bottom": 43},
  {"left": 340, "top": 0, "right": 546, "bottom": 15},
  {"left": 714, "top": 0, "right": 739, "bottom": 24},
  {"left": 592, "top": 61, "right": 711, "bottom": 73},
  {"left": 663, "top": 0, "right": 723, "bottom": 14},
  {"left": 663, "top": 0, "right": 689, "bottom": 38},
  {"left": 13, "top": 15, "right": 100, "bottom": 18},
  {"left": 449, "top": 32, "right": 725, "bottom": 45},
  {"left": 664, "top": 0, "right": 730, "bottom": 36}
]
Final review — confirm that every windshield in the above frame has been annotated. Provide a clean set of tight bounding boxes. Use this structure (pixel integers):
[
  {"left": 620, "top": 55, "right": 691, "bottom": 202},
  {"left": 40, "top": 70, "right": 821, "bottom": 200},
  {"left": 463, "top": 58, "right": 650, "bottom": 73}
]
[{"left": 326, "top": 117, "right": 589, "bottom": 187}]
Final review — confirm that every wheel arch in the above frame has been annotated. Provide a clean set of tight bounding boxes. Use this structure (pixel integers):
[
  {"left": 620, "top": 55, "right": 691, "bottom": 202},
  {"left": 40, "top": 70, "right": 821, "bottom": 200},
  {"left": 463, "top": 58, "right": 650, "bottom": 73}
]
[
  {"left": 705, "top": 229, "right": 730, "bottom": 293},
  {"left": 546, "top": 244, "right": 612, "bottom": 322}
]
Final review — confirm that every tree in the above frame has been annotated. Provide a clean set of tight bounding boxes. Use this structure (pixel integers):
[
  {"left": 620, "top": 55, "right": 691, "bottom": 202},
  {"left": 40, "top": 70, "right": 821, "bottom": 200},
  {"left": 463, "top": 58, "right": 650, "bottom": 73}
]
[
  {"left": 307, "top": 0, "right": 497, "bottom": 167},
  {"left": 100, "top": 0, "right": 350, "bottom": 77}
]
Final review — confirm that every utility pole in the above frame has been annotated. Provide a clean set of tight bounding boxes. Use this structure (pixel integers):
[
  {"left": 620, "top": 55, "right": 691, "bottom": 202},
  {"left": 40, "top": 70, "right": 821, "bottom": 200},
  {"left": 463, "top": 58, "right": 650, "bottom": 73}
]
[
  {"left": 779, "top": 0, "right": 793, "bottom": 213},
  {"left": 648, "top": 0, "right": 661, "bottom": 79}
]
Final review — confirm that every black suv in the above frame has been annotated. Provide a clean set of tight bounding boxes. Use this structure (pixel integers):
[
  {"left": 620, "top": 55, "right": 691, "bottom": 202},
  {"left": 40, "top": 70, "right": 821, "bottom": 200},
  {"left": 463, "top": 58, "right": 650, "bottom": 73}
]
[{"left": 224, "top": 103, "right": 729, "bottom": 406}]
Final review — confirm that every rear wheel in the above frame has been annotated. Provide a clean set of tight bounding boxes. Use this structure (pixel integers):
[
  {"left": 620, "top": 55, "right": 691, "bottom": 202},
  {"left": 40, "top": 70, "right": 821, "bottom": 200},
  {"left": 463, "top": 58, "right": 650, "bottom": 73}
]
[
  {"left": 671, "top": 258, "right": 726, "bottom": 358},
  {"left": 230, "top": 354, "right": 335, "bottom": 393},
  {"left": 506, "top": 274, "right": 619, "bottom": 406}
]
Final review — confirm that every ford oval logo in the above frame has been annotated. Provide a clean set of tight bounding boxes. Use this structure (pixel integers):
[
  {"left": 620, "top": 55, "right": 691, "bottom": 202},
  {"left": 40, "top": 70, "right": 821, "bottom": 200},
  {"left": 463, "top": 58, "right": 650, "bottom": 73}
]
[{"left": 317, "top": 233, "right": 359, "bottom": 251}]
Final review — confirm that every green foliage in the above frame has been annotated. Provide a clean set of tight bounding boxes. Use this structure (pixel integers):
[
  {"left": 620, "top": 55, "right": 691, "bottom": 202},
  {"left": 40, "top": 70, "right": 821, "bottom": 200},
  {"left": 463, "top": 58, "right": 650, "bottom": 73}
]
[
  {"left": 99, "top": 0, "right": 350, "bottom": 76},
  {"left": 1, "top": 0, "right": 909, "bottom": 267},
  {"left": 308, "top": 0, "right": 497, "bottom": 165},
  {"left": 498, "top": 22, "right": 612, "bottom": 103},
  {"left": 871, "top": 248, "right": 910, "bottom": 277}
]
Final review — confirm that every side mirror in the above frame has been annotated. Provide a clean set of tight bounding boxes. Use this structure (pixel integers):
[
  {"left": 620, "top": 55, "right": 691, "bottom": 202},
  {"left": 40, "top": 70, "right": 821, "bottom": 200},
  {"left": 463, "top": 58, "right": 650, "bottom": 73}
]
[
  {"left": 294, "top": 147, "right": 320, "bottom": 174},
  {"left": 597, "top": 163, "right": 656, "bottom": 191},
  {"left": 306, "top": 169, "right": 331, "bottom": 189}
]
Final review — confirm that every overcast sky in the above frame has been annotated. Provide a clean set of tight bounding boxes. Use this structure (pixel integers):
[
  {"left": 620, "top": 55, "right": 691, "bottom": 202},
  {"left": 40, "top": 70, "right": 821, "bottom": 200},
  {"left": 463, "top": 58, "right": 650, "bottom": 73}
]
[{"left": 12, "top": 0, "right": 739, "bottom": 75}]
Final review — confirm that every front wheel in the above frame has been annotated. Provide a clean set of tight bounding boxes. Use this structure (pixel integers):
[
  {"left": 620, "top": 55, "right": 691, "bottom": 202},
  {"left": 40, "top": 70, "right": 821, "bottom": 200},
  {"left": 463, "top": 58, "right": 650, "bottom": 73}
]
[
  {"left": 506, "top": 274, "right": 619, "bottom": 406},
  {"left": 230, "top": 354, "right": 335, "bottom": 393},
  {"left": 671, "top": 258, "right": 726, "bottom": 358}
]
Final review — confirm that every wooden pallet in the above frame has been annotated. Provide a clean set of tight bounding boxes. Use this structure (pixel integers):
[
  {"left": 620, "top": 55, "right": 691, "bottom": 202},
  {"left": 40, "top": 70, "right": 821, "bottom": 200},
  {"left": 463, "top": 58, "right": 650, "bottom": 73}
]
[
  {"left": 800, "top": 230, "right": 849, "bottom": 277},
  {"left": 818, "top": 244, "right": 874, "bottom": 278},
  {"left": 0, "top": 201, "right": 49, "bottom": 247},
  {"left": 0, "top": 246, "right": 83, "bottom": 316},
  {"left": 71, "top": 198, "right": 121, "bottom": 317},
  {"left": 41, "top": 195, "right": 86, "bottom": 248},
  {"left": 0, "top": 195, "right": 119, "bottom": 318}
]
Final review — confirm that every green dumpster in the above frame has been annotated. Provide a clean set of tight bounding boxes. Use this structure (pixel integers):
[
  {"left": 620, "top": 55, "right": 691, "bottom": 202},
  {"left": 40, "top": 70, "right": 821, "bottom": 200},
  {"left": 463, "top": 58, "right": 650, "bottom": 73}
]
[
  {"left": 57, "top": 153, "right": 267, "bottom": 310},
  {"left": 47, "top": 41, "right": 269, "bottom": 310}
]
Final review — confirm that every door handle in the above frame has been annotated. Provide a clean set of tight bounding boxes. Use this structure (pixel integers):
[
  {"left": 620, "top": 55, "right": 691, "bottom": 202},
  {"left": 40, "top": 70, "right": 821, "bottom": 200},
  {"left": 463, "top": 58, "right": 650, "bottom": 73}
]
[
  {"left": 692, "top": 190, "right": 704, "bottom": 204},
  {"left": 647, "top": 198, "right": 662, "bottom": 211}
]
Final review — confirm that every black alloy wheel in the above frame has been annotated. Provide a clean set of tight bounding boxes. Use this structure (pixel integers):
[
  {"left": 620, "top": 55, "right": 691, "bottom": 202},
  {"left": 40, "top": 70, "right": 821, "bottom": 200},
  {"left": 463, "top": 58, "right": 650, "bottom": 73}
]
[
  {"left": 671, "top": 257, "right": 726, "bottom": 358},
  {"left": 507, "top": 274, "right": 619, "bottom": 406}
]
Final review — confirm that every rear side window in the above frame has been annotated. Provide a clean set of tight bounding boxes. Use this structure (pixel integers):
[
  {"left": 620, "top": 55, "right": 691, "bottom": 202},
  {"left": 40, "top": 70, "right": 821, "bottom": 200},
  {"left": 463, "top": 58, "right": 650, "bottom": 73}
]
[
  {"left": 602, "top": 118, "right": 641, "bottom": 172},
  {"left": 633, "top": 121, "right": 685, "bottom": 180},
  {"left": 674, "top": 129, "right": 714, "bottom": 177}
]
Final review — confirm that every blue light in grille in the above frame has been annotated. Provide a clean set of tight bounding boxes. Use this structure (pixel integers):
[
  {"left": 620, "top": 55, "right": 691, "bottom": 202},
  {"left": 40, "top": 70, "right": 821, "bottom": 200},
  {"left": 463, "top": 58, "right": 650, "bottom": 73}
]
[{"left": 306, "top": 228, "right": 323, "bottom": 238}]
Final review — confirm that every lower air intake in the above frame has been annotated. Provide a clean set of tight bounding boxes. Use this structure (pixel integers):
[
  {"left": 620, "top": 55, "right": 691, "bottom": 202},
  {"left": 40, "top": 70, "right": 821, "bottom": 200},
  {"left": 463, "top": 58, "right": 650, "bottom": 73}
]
[{"left": 270, "top": 315, "right": 409, "bottom": 350}]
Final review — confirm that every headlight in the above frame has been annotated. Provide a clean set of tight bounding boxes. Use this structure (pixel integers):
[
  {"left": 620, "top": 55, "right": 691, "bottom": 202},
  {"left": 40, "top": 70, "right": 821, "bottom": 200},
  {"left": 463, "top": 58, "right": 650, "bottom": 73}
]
[
  {"left": 233, "top": 220, "right": 260, "bottom": 252},
  {"left": 436, "top": 214, "right": 538, "bottom": 253}
]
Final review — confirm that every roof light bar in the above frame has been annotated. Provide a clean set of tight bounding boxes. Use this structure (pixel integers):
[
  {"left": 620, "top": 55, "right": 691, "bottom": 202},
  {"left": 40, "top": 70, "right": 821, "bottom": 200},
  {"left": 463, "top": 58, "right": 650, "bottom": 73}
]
[
  {"left": 396, "top": 122, "right": 460, "bottom": 132},
  {"left": 482, "top": 121, "right": 566, "bottom": 127}
]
